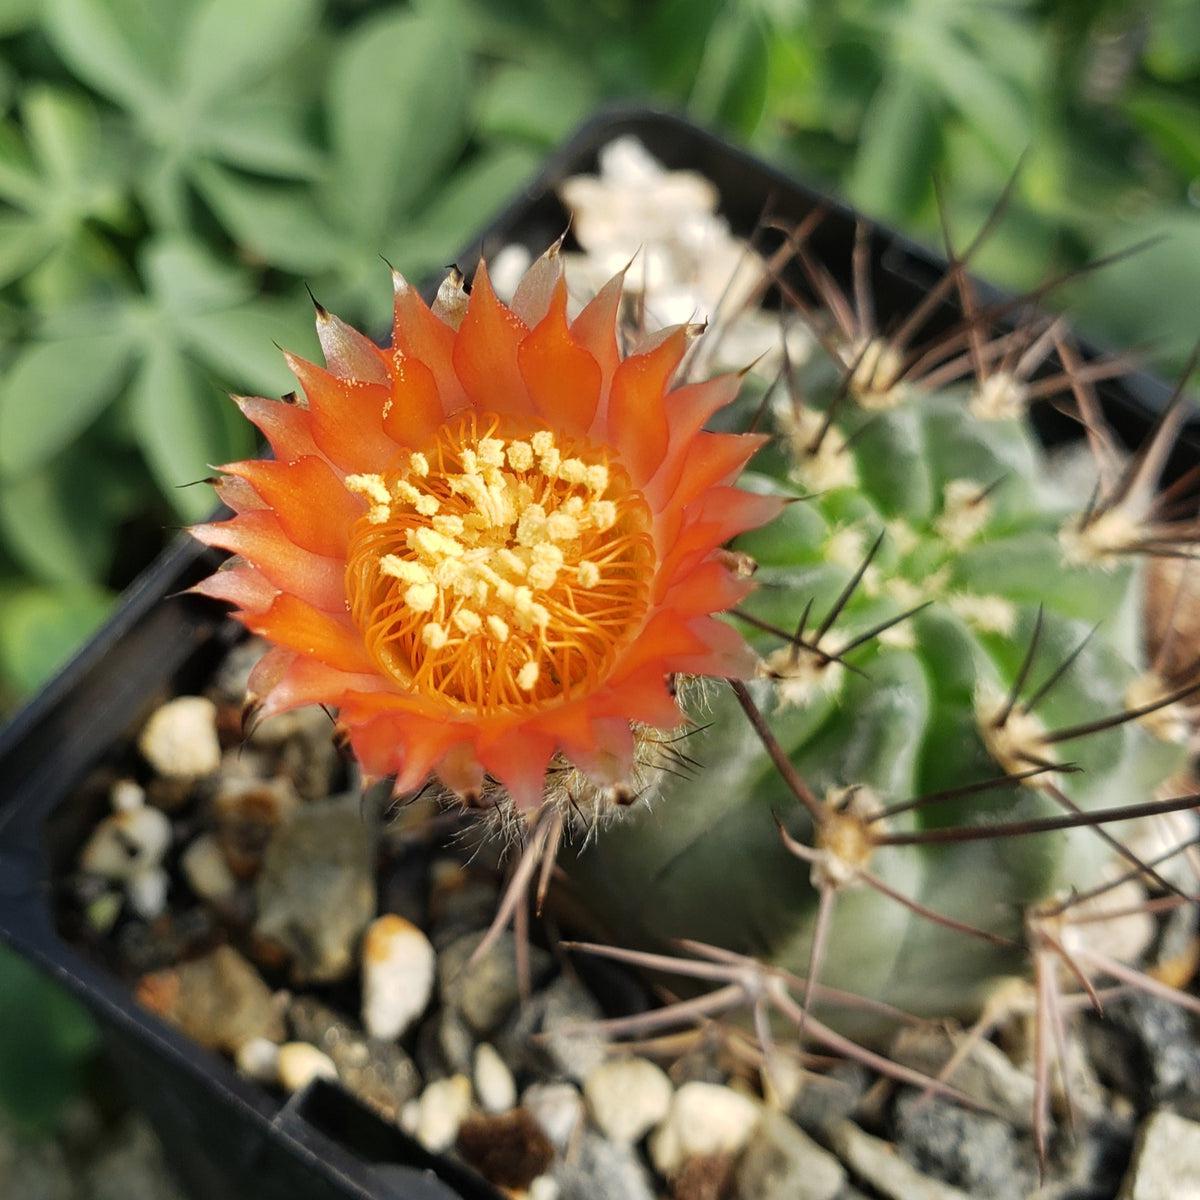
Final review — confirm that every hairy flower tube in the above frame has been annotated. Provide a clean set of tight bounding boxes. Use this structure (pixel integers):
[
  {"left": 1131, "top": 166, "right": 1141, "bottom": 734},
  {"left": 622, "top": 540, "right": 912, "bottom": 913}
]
[{"left": 190, "top": 249, "right": 782, "bottom": 810}]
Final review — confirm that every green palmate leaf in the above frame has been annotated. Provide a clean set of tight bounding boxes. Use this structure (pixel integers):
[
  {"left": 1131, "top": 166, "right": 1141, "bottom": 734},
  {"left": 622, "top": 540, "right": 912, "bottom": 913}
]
[
  {"left": 0, "top": 582, "right": 113, "bottom": 694},
  {"left": 847, "top": 65, "right": 941, "bottom": 221},
  {"left": 0, "top": 451, "right": 121, "bottom": 584},
  {"left": 0, "top": 330, "right": 133, "bottom": 476},
  {"left": 477, "top": 59, "right": 599, "bottom": 146},
  {"left": 326, "top": 8, "right": 472, "bottom": 237},
  {"left": 180, "top": 295, "right": 320, "bottom": 398},
  {"left": 141, "top": 235, "right": 254, "bottom": 313},
  {"left": 0, "top": 214, "right": 56, "bottom": 288},
  {"left": 1145, "top": 0, "right": 1200, "bottom": 81},
  {"left": 194, "top": 91, "right": 326, "bottom": 180},
  {"left": 0, "top": 949, "right": 98, "bottom": 1131},
  {"left": 0, "top": 0, "right": 40, "bottom": 36},
  {"left": 180, "top": 0, "right": 322, "bottom": 104},
  {"left": 43, "top": 0, "right": 179, "bottom": 116},
  {"left": 405, "top": 144, "right": 542, "bottom": 266},
  {"left": 193, "top": 163, "right": 345, "bottom": 275},
  {"left": 688, "top": 2, "right": 772, "bottom": 137},
  {"left": 129, "top": 343, "right": 241, "bottom": 520},
  {"left": 1125, "top": 88, "right": 1200, "bottom": 180}
]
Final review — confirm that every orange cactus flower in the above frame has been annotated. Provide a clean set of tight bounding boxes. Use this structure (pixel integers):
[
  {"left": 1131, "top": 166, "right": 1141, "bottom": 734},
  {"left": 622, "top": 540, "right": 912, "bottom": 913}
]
[{"left": 191, "top": 248, "right": 782, "bottom": 811}]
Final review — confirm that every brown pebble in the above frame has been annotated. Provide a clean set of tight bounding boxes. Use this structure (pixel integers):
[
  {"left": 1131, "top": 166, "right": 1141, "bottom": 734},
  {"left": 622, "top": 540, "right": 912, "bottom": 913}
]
[
  {"left": 456, "top": 1109, "right": 554, "bottom": 1190},
  {"left": 672, "top": 1153, "right": 737, "bottom": 1200}
]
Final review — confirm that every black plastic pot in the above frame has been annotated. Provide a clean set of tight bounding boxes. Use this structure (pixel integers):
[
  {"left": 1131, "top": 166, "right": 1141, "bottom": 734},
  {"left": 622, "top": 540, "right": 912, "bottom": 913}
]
[{"left": 0, "top": 107, "right": 1196, "bottom": 1200}]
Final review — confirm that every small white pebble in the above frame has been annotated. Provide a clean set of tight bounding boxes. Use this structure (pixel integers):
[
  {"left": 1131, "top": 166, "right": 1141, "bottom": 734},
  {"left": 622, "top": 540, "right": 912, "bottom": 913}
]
[
  {"left": 138, "top": 696, "right": 222, "bottom": 778},
  {"left": 110, "top": 779, "right": 146, "bottom": 813},
  {"left": 522, "top": 1082, "right": 584, "bottom": 1152},
  {"left": 361, "top": 915, "right": 436, "bottom": 1041},
  {"left": 80, "top": 806, "right": 172, "bottom": 881},
  {"left": 474, "top": 1043, "right": 517, "bottom": 1114},
  {"left": 400, "top": 1098, "right": 420, "bottom": 1134},
  {"left": 126, "top": 866, "right": 169, "bottom": 920},
  {"left": 277, "top": 1043, "right": 338, "bottom": 1094},
  {"left": 414, "top": 1075, "right": 473, "bottom": 1152},
  {"left": 181, "top": 833, "right": 238, "bottom": 904},
  {"left": 235, "top": 1037, "right": 280, "bottom": 1083},
  {"left": 529, "top": 1177, "right": 560, "bottom": 1200},
  {"left": 584, "top": 1056, "right": 673, "bottom": 1144},
  {"left": 650, "top": 1082, "right": 759, "bottom": 1176}
]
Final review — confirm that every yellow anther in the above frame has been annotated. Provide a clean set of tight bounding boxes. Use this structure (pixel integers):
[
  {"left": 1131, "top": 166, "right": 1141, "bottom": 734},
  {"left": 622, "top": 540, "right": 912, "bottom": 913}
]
[
  {"left": 453, "top": 608, "right": 482, "bottom": 635},
  {"left": 506, "top": 441, "right": 533, "bottom": 471},
  {"left": 404, "top": 582, "right": 437, "bottom": 613},
  {"left": 379, "top": 555, "right": 430, "bottom": 585},
  {"left": 559, "top": 458, "right": 588, "bottom": 485},
  {"left": 345, "top": 411, "right": 654, "bottom": 712},
  {"left": 589, "top": 500, "right": 617, "bottom": 530},
  {"left": 478, "top": 437, "right": 506, "bottom": 468},
  {"left": 545, "top": 512, "right": 580, "bottom": 542},
  {"left": 421, "top": 623, "right": 448, "bottom": 649},
  {"left": 345, "top": 473, "right": 391, "bottom": 505}
]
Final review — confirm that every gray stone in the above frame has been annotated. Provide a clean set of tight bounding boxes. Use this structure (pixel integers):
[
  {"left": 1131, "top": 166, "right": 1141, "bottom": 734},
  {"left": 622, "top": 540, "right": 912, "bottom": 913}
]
[
  {"left": 892, "top": 1091, "right": 1034, "bottom": 1200},
  {"left": 83, "top": 1116, "right": 185, "bottom": 1200},
  {"left": 255, "top": 794, "right": 377, "bottom": 983},
  {"left": 437, "top": 931, "right": 551, "bottom": 1035},
  {"left": 436, "top": 1007, "right": 476, "bottom": 1075},
  {"left": 554, "top": 1133, "right": 655, "bottom": 1200},
  {"left": 288, "top": 997, "right": 421, "bottom": 1120},
  {"left": 1119, "top": 1110, "right": 1200, "bottom": 1199},
  {"left": 135, "top": 944, "right": 284, "bottom": 1053},
  {"left": 1084, "top": 993, "right": 1200, "bottom": 1108},
  {"left": 790, "top": 1063, "right": 870, "bottom": 1137},
  {"left": 539, "top": 975, "right": 606, "bottom": 1082},
  {"left": 829, "top": 1120, "right": 972, "bottom": 1200},
  {"left": 0, "top": 1122, "right": 73, "bottom": 1200},
  {"left": 522, "top": 1082, "right": 585, "bottom": 1152},
  {"left": 735, "top": 1110, "right": 846, "bottom": 1200},
  {"left": 891, "top": 1026, "right": 1036, "bottom": 1129}
]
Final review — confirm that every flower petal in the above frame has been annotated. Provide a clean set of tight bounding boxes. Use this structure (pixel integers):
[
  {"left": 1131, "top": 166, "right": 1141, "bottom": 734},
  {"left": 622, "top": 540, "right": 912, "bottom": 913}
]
[
  {"left": 286, "top": 353, "right": 402, "bottom": 471},
  {"left": 646, "top": 373, "right": 742, "bottom": 507},
  {"left": 187, "top": 564, "right": 277, "bottom": 613},
  {"left": 517, "top": 278, "right": 600, "bottom": 434},
  {"left": 477, "top": 730, "right": 554, "bottom": 812},
  {"left": 572, "top": 269, "right": 625, "bottom": 432},
  {"left": 607, "top": 326, "right": 687, "bottom": 484},
  {"left": 244, "top": 593, "right": 376, "bottom": 675},
  {"left": 257, "top": 655, "right": 387, "bottom": 722},
  {"left": 392, "top": 270, "right": 468, "bottom": 413},
  {"left": 453, "top": 260, "right": 532, "bottom": 416},
  {"left": 383, "top": 350, "right": 444, "bottom": 448},
  {"left": 233, "top": 395, "right": 319, "bottom": 461},
  {"left": 191, "top": 511, "right": 345, "bottom": 611},
  {"left": 223, "top": 456, "right": 362, "bottom": 559},
  {"left": 510, "top": 239, "right": 564, "bottom": 327},
  {"left": 315, "top": 306, "right": 388, "bottom": 383}
]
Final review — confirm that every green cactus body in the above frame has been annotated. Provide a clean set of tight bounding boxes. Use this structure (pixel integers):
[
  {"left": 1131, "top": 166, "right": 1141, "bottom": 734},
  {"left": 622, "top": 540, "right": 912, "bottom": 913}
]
[{"left": 565, "top": 361, "right": 1188, "bottom": 1038}]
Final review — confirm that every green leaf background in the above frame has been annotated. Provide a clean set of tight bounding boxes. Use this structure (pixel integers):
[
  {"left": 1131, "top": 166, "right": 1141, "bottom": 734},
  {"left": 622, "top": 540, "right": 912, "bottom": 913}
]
[{"left": 0, "top": 0, "right": 1198, "bottom": 1134}]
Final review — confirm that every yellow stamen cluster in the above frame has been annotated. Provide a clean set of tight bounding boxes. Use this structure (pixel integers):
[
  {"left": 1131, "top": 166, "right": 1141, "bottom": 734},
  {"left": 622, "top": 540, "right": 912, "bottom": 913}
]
[{"left": 345, "top": 414, "right": 654, "bottom": 712}]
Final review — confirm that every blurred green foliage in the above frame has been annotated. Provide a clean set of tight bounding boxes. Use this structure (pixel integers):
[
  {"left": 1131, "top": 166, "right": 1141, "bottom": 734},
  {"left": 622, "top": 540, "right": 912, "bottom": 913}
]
[{"left": 0, "top": 0, "right": 1196, "bottom": 711}]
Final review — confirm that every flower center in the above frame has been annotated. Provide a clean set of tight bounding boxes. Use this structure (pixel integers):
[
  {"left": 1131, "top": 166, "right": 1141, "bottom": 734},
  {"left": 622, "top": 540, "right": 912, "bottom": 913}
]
[{"left": 344, "top": 413, "right": 655, "bottom": 713}]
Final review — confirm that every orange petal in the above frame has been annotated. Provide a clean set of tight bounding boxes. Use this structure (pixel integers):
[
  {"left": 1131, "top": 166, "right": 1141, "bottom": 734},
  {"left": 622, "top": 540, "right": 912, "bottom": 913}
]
[
  {"left": 517, "top": 278, "right": 600, "bottom": 433},
  {"left": 223, "top": 456, "right": 361, "bottom": 559},
  {"left": 383, "top": 350, "right": 444, "bottom": 448},
  {"left": 244, "top": 592, "right": 375, "bottom": 675},
  {"left": 664, "top": 559, "right": 756, "bottom": 618},
  {"left": 213, "top": 474, "right": 266, "bottom": 514},
  {"left": 452, "top": 260, "right": 532, "bottom": 416},
  {"left": 392, "top": 271, "right": 468, "bottom": 413},
  {"left": 677, "top": 615, "right": 758, "bottom": 679},
  {"left": 607, "top": 326, "right": 688, "bottom": 484},
  {"left": 234, "top": 395, "right": 319, "bottom": 461},
  {"left": 315, "top": 307, "right": 388, "bottom": 383},
  {"left": 477, "top": 730, "right": 554, "bottom": 812},
  {"left": 610, "top": 609, "right": 708, "bottom": 684},
  {"left": 564, "top": 716, "right": 636, "bottom": 787},
  {"left": 256, "top": 654, "right": 386, "bottom": 722},
  {"left": 596, "top": 667, "right": 683, "bottom": 729},
  {"left": 188, "top": 565, "right": 276, "bottom": 614},
  {"left": 510, "top": 239, "right": 564, "bottom": 327},
  {"left": 191, "top": 511, "right": 344, "bottom": 611},
  {"left": 646, "top": 373, "right": 743, "bottom": 507},
  {"left": 572, "top": 269, "right": 624, "bottom": 431},
  {"left": 286, "top": 353, "right": 402, "bottom": 471}
]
